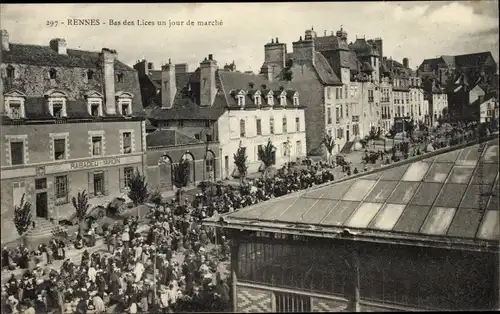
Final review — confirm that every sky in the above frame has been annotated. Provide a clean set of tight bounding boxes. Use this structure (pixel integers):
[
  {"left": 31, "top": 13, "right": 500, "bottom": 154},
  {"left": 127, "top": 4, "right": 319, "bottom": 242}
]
[{"left": 1, "top": 2, "right": 498, "bottom": 73}]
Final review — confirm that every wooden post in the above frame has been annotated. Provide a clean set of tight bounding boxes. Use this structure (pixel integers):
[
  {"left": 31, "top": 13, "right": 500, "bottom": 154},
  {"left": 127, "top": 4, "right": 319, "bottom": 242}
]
[{"left": 231, "top": 239, "right": 239, "bottom": 312}]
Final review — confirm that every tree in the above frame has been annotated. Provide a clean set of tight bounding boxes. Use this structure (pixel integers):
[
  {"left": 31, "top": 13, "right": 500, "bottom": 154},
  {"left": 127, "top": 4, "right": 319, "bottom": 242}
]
[
  {"left": 233, "top": 146, "right": 248, "bottom": 183},
  {"left": 405, "top": 119, "right": 415, "bottom": 139},
  {"left": 14, "top": 194, "right": 32, "bottom": 245},
  {"left": 322, "top": 133, "right": 336, "bottom": 165},
  {"left": 388, "top": 126, "right": 397, "bottom": 150},
  {"left": 258, "top": 139, "right": 275, "bottom": 178},
  {"left": 172, "top": 158, "right": 191, "bottom": 202},
  {"left": 127, "top": 170, "right": 149, "bottom": 206},
  {"left": 71, "top": 190, "right": 90, "bottom": 235}
]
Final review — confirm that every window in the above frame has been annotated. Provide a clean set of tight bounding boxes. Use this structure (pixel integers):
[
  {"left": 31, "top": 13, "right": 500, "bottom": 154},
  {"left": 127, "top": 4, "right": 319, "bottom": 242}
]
[
  {"left": 122, "top": 132, "right": 132, "bottom": 154},
  {"left": 257, "top": 145, "right": 263, "bottom": 160},
  {"left": 327, "top": 108, "right": 332, "bottom": 124},
  {"left": 336, "top": 88, "right": 340, "bottom": 99},
  {"left": 123, "top": 167, "right": 134, "bottom": 189},
  {"left": 93, "top": 171, "right": 105, "bottom": 196},
  {"left": 122, "top": 103, "right": 130, "bottom": 116},
  {"left": 9, "top": 102, "right": 22, "bottom": 119},
  {"left": 270, "top": 118, "right": 275, "bottom": 134},
  {"left": 296, "top": 141, "right": 302, "bottom": 156},
  {"left": 282, "top": 117, "right": 287, "bottom": 133},
  {"left": 194, "top": 134, "right": 200, "bottom": 140},
  {"left": 275, "top": 292, "right": 311, "bottom": 313},
  {"left": 337, "top": 128, "right": 344, "bottom": 139},
  {"left": 205, "top": 120, "right": 210, "bottom": 128},
  {"left": 340, "top": 105, "right": 343, "bottom": 118},
  {"left": 206, "top": 134, "right": 213, "bottom": 142},
  {"left": 178, "top": 120, "right": 184, "bottom": 127},
  {"left": 295, "top": 117, "right": 300, "bottom": 132},
  {"left": 368, "top": 90, "right": 374, "bottom": 103},
  {"left": 240, "top": 119, "right": 246, "bottom": 137},
  {"left": 345, "top": 86, "right": 348, "bottom": 99},
  {"left": 238, "top": 95, "right": 245, "bottom": 107},
  {"left": 327, "top": 87, "right": 331, "bottom": 100},
  {"left": 280, "top": 95, "right": 286, "bottom": 107},
  {"left": 55, "top": 175, "right": 68, "bottom": 204},
  {"left": 256, "top": 118, "right": 262, "bottom": 135},
  {"left": 49, "top": 68, "right": 57, "bottom": 80},
  {"left": 52, "top": 101, "right": 64, "bottom": 117},
  {"left": 92, "top": 136, "right": 102, "bottom": 156},
  {"left": 87, "top": 70, "right": 94, "bottom": 80},
  {"left": 117, "top": 73, "right": 124, "bottom": 83},
  {"left": 10, "top": 141, "right": 24, "bottom": 165},
  {"left": 336, "top": 107, "right": 340, "bottom": 124},
  {"left": 267, "top": 95, "right": 274, "bottom": 106},
  {"left": 90, "top": 103, "right": 101, "bottom": 117},
  {"left": 54, "top": 138, "right": 66, "bottom": 160},
  {"left": 282, "top": 142, "right": 288, "bottom": 156},
  {"left": 6, "top": 65, "right": 15, "bottom": 79},
  {"left": 35, "top": 178, "right": 47, "bottom": 190},
  {"left": 254, "top": 95, "right": 261, "bottom": 106},
  {"left": 346, "top": 104, "right": 349, "bottom": 117},
  {"left": 353, "top": 124, "right": 360, "bottom": 136}
]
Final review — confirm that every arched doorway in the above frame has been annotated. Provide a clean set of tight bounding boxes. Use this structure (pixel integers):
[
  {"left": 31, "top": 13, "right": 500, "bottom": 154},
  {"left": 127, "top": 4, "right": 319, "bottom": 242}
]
[
  {"left": 158, "top": 154, "right": 172, "bottom": 190},
  {"left": 205, "top": 151, "right": 215, "bottom": 181},
  {"left": 182, "top": 152, "right": 195, "bottom": 185}
]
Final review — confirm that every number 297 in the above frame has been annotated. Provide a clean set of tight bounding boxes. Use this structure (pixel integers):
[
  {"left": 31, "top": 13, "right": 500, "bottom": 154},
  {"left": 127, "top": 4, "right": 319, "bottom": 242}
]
[{"left": 46, "top": 21, "right": 59, "bottom": 27}]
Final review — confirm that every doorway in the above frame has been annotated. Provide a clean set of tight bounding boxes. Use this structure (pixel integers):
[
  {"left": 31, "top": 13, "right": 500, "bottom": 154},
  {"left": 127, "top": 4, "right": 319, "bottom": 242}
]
[
  {"left": 346, "top": 129, "right": 350, "bottom": 142},
  {"left": 36, "top": 192, "right": 48, "bottom": 218}
]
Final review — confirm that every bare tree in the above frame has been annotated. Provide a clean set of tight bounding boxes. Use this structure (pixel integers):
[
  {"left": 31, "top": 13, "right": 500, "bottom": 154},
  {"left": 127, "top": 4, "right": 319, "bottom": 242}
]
[{"left": 14, "top": 194, "right": 33, "bottom": 246}]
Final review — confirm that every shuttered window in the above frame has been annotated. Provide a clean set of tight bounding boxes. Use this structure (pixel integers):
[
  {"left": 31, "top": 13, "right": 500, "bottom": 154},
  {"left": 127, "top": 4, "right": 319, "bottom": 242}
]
[
  {"left": 256, "top": 119, "right": 262, "bottom": 135},
  {"left": 275, "top": 292, "right": 311, "bottom": 313},
  {"left": 55, "top": 175, "right": 68, "bottom": 204},
  {"left": 295, "top": 117, "right": 300, "bottom": 132},
  {"left": 54, "top": 138, "right": 66, "bottom": 160},
  {"left": 94, "top": 171, "right": 105, "bottom": 196},
  {"left": 122, "top": 132, "right": 132, "bottom": 154},
  {"left": 121, "top": 167, "right": 134, "bottom": 192},
  {"left": 282, "top": 117, "right": 287, "bottom": 133},
  {"left": 10, "top": 141, "right": 24, "bottom": 165},
  {"left": 270, "top": 118, "right": 275, "bottom": 135}
]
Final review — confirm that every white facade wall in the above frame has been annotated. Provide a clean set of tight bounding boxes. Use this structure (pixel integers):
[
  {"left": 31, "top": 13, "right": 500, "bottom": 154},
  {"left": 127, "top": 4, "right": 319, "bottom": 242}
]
[
  {"left": 410, "top": 88, "right": 426, "bottom": 123},
  {"left": 217, "top": 108, "right": 306, "bottom": 178}
]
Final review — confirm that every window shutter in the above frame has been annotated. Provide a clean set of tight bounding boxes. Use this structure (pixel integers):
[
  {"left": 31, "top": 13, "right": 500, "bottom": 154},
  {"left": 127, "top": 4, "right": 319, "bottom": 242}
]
[
  {"left": 119, "top": 167, "right": 125, "bottom": 192},
  {"left": 88, "top": 172, "right": 95, "bottom": 198},
  {"left": 103, "top": 170, "right": 109, "bottom": 195}
]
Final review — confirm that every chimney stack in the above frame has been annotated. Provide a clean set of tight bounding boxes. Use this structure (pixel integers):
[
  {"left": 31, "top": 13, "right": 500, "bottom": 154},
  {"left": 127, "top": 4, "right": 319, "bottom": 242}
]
[
  {"left": 1, "top": 30, "right": 9, "bottom": 51},
  {"left": 133, "top": 59, "right": 148, "bottom": 77},
  {"left": 260, "top": 64, "right": 273, "bottom": 82},
  {"left": 199, "top": 55, "right": 217, "bottom": 107},
  {"left": 293, "top": 34, "right": 315, "bottom": 64},
  {"left": 175, "top": 63, "right": 189, "bottom": 74},
  {"left": 161, "top": 59, "right": 177, "bottom": 109},
  {"left": 101, "top": 48, "right": 118, "bottom": 114},
  {"left": 49, "top": 38, "right": 67, "bottom": 55},
  {"left": 403, "top": 58, "right": 409, "bottom": 69}
]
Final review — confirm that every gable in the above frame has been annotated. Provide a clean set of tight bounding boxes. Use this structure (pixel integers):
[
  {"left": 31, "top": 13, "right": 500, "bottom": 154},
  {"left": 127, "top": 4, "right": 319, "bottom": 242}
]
[
  {"left": 85, "top": 90, "right": 103, "bottom": 98},
  {"left": 115, "top": 91, "right": 134, "bottom": 99},
  {"left": 4, "top": 89, "right": 27, "bottom": 98},
  {"left": 43, "top": 89, "right": 68, "bottom": 98}
]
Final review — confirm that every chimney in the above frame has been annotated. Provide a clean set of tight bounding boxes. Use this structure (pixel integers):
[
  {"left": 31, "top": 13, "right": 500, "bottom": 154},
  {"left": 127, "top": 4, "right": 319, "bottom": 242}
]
[
  {"left": 161, "top": 59, "right": 176, "bottom": 109},
  {"left": 1, "top": 30, "right": 9, "bottom": 51},
  {"left": 292, "top": 35, "right": 315, "bottom": 64},
  {"left": 260, "top": 64, "right": 273, "bottom": 82},
  {"left": 403, "top": 58, "right": 409, "bottom": 69},
  {"left": 49, "top": 38, "right": 67, "bottom": 55},
  {"left": 175, "top": 63, "right": 189, "bottom": 74},
  {"left": 101, "top": 48, "right": 118, "bottom": 114},
  {"left": 264, "top": 38, "right": 286, "bottom": 79},
  {"left": 200, "top": 55, "right": 217, "bottom": 107},
  {"left": 133, "top": 59, "right": 148, "bottom": 77},
  {"left": 148, "top": 62, "right": 154, "bottom": 70}
]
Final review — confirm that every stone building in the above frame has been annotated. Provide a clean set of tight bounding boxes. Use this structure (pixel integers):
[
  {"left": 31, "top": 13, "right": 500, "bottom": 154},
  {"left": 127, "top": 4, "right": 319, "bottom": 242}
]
[
  {"left": 204, "top": 138, "right": 499, "bottom": 312},
  {"left": 136, "top": 56, "right": 306, "bottom": 179},
  {"left": 0, "top": 30, "right": 146, "bottom": 243}
]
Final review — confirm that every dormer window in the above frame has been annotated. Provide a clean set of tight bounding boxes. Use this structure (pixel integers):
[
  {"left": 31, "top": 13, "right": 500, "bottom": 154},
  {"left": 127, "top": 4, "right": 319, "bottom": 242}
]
[
  {"left": 116, "top": 91, "right": 134, "bottom": 116},
  {"left": 49, "top": 68, "right": 57, "bottom": 80},
  {"left": 117, "top": 73, "right": 124, "bottom": 83},
  {"left": 237, "top": 91, "right": 245, "bottom": 108},
  {"left": 267, "top": 94, "right": 274, "bottom": 106},
  {"left": 6, "top": 65, "right": 15, "bottom": 80},
  {"left": 4, "top": 90, "right": 26, "bottom": 119},
  {"left": 44, "top": 89, "right": 68, "bottom": 118},
  {"left": 293, "top": 95, "right": 299, "bottom": 106},
  {"left": 280, "top": 95, "right": 286, "bottom": 107},
  {"left": 254, "top": 95, "right": 261, "bottom": 106},
  {"left": 85, "top": 91, "right": 104, "bottom": 117},
  {"left": 87, "top": 70, "right": 94, "bottom": 80}
]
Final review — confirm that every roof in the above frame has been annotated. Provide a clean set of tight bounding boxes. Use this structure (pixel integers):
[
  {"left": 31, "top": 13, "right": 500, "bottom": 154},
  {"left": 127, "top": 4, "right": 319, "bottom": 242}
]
[
  {"left": 205, "top": 138, "right": 500, "bottom": 251},
  {"left": 455, "top": 52, "right": 493, "bottom": 68},
  {"left": 312, "top": 52, "right": 342, "bottom": 85},
  {"left": 2, "top": 43, "right": 134, "bottom": 71},
  {"left": 146, "top": 129, "right": 203, "bottom": 147},
  {"left": 349, "top": 38, "right": 380, "bottom": 57},
  {"left": 313, "top": 35, "right": 349, "bottom": 51}
]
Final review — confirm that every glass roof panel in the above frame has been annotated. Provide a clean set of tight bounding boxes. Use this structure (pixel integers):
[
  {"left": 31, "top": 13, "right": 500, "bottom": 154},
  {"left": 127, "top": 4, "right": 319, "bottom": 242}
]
[
  {"left": 393, "top": 205, "right": 432, "bottom": 233},
  {"left": 448, "top": 166, "right": 475, "bottom": 184},
  {"left": 447, "top": 207, "right": 484, "bottom": 238},
  {"left": 424, "top": 162, "right": 454, "bottom": 183},
  {"left": 362, "top": 171, "right": 383, "bottom": 180},
  {"left": 279, "top": 198, "right": 320, "bottom": 223},
  {"left": 380, "top": 164, "right": 410, "bottom": 181},
  {"left": 410, "top": 183, "right": 443, "bottom": 206},
  {"left": 420, "top": 207, "right": 457, "bottom": 235},
  {"left": 402, "top": 161, "right": 430, "bottom": 182},
  {"left": 258, "top": 196, "right": 301, "bottom": 221},
  {"left": 228, "top": 199, "right": 277, "bottom": 219},
  {"left": 471, "top": 163, "right": 498, "bottom": 185},
  {"left": 369, "top": 203, "right": 406, "bottom": 231},
  {"left": 456, "top": 146, "right": 481, "bottom": 166},
  {"left": 313, "top": 180, "right": 355, "bottom": 200},
  {"left": 488, "top": 186, "right": 499, "bottom": 210},
  {"left": 301, "top": 199, "right": 339, "bottom": 224},
  {"left": 422, "top": 156, "right": 436, "bottom": 163},
  {"left": 364, "top": 181, "right": 399, "bottom": 203},
  {"left": 387, "top": 182, "right": 421, "bottom": 204},
  {"left": 320, "top": 201, "right": 360, "bottom": 226},
  {"left": 301, "top": 185, "right": 332, "bottom": 199},
  {"left": 434, "top": 184, "right": 468, "bottom": 208},
  {"left": 342, "top": 180, "right": 377, "bottom": 201},
  {"left": 477, "top": 210, "right": 500, "bottom": 240},
  {"left": 460, "top": 184, "right": 493, "bottom": 209},
  {"left": 344, "top": 202, "right": 383, "bottom": 229},
  {"left": 435, "top": 149, "right": 461, "bottom": 162},
  {"left": 483, "top": 144, "right": 499, "bottom": 164}
]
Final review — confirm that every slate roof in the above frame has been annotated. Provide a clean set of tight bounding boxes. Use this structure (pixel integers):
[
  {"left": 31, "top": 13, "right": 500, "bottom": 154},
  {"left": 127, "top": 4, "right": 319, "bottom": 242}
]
[
  {"left": 312, "top": 52, "right": 342, "bottom": 85},
  {"left": 205, "top": 138, "right": 500, "bottom": 249},
  {"left": 314, "top": 35, "right": 349, "bottom": 51},
  {"left": 2, "top": 43, "right": 134, "bottom": 71},
  {"left": 146, "top": 129, "right": 203, "bottom": 148},
  {"left": 455, "top": 52, "right": 493, "bottom": 68},
  {"left": 349, "top": 38, "right": 380, "bottom": 57}
]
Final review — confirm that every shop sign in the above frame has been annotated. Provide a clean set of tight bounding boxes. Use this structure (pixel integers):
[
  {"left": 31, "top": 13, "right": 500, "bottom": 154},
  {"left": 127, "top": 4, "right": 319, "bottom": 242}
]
[{"left": 70, "top": 157, "right": 121, "bottom": 170}]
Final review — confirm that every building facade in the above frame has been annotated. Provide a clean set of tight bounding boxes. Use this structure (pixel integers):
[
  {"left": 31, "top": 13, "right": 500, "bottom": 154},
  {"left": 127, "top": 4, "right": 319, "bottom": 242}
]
[
  {"left": 409, "top": 76, "right": 426, "bottom": 124},
  {"left": 0, "top": 30, "right": 146, "bottom": 243},
  {"left": 137, "top": 55, "right": 307, "bottom": 180}
]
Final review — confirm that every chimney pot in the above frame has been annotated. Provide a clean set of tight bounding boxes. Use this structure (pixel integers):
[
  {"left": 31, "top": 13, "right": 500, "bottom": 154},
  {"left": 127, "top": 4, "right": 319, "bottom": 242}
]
[
  {"left": 208, "top": 54, "right": 213, "bottom": 60},
  {"left": 1, "top": 29, "right": 9, "bottom": 51},
  {"left": 168, "top": 58, "right": 171, "bottom": 64},
  {"left": 276, "top": 37, "right": 279, "bottom": 43},
  {"left": 271, "top": 38, "right": 274, "bottom": 44}
]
